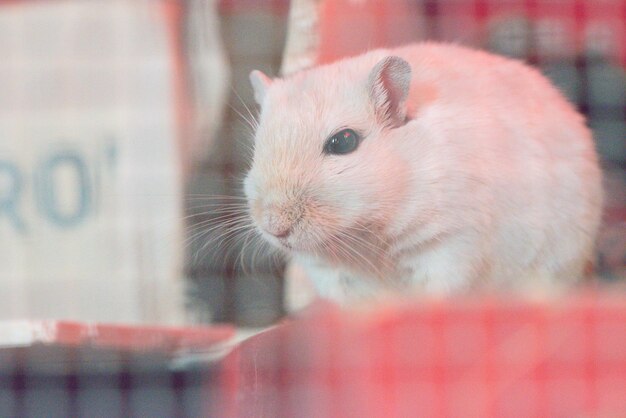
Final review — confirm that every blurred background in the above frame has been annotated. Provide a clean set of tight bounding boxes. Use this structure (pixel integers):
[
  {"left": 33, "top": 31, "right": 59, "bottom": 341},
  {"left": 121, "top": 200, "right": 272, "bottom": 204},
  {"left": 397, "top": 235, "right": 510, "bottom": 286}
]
[{"left": 0, "top": 0, "right": 624, "bottom": 330}]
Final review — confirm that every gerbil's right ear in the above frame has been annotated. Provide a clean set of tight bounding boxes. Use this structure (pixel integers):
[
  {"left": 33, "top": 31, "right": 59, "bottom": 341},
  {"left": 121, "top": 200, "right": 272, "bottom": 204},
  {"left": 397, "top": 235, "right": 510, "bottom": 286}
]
[
  {"left": 368, "top": 56, "right": 411, "bottom": 127},
  {"left": 249, "top": 70, "right": 273, "bottom": 105}
]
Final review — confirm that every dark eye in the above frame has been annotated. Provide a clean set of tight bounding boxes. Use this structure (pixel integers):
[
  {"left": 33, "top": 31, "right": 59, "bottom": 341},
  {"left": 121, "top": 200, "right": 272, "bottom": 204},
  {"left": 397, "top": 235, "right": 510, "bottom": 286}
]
[{"left": 323, "top": 129, "right": 360, "bottom": 155}]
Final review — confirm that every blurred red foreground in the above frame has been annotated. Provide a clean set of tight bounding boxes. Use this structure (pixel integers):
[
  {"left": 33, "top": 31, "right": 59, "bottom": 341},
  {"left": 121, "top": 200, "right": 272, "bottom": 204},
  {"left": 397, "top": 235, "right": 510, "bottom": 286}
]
[
  {"left": 2, "top": 293, "right": 626, "bottom": 417},
  {"left": 217, "top": 293, "right": 626, "bottom": 418}
]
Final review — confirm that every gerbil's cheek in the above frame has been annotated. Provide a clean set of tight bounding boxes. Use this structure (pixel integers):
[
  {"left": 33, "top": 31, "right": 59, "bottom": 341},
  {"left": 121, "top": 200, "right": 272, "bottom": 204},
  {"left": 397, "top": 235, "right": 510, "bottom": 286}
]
[
  {"left": 250, "top": 200, "right": 264, "bottom": 224},
  {"left": 322, "top": 181, "right": 366, "bottom": 221},
  {"left": 243, "top": 175, "right": 262, "bottom": 215},
  {"left": 243, "top": 173, "right": 256, "bottom": 200}
]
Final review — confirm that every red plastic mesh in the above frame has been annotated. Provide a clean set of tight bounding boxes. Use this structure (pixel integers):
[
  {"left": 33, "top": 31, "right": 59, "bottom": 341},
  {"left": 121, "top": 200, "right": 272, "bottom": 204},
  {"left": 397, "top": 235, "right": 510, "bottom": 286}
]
[{"left": 217, "top": 295, "right": 626, "bottom": 417}]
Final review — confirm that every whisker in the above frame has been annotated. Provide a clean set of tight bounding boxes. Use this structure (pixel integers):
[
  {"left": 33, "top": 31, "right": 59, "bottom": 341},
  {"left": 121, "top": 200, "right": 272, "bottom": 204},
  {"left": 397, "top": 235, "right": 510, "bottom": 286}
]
[
  {"left": 184, "top": 218, "right": 252, "bottom": 252},
  {"left": 191, "top": 222, "right": 256, "bottom": 265},
  {"left": 185, "top": 213, "right": 250, "bottom": 232},
  {"left": 231, "top": 87, "right": 259, "bottom": 130}
]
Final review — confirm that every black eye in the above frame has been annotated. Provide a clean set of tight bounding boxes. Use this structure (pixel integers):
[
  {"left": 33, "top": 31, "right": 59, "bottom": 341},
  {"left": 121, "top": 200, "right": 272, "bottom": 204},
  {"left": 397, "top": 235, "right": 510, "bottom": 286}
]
[{"left": 323, "top": 129, "right": 360, "bottom": 155}]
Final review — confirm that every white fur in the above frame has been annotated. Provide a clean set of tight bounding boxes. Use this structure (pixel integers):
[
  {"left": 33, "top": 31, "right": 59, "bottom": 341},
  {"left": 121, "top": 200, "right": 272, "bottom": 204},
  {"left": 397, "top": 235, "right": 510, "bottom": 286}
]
[{"left": 244, "top": 42, "right": 603, "bottom": 305}]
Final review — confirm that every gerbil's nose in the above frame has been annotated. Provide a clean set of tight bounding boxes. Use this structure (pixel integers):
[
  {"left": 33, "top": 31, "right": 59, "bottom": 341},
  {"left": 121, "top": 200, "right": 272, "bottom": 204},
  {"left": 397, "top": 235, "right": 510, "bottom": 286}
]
[{"left": 263, "top": 212, "right": 293, "bottom": 238}]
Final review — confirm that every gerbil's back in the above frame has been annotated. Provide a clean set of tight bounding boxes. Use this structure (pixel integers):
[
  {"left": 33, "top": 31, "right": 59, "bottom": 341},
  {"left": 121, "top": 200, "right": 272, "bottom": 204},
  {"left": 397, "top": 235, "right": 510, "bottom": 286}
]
[
  {"left": 395, "top": 43, "right": 581, "bottom": 127},
  {"left": 388, "top": 43, "right": 602, "bottom": 286}
]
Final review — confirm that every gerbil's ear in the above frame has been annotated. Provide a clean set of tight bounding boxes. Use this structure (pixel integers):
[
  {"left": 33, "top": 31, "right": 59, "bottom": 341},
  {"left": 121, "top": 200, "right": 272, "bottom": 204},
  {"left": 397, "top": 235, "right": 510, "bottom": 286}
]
[
  {"left": 249, "top": 70, "right": 273, "bottom": 105},
  {"left": 367, "top": 56, "right": 411, "bottom": 127}
]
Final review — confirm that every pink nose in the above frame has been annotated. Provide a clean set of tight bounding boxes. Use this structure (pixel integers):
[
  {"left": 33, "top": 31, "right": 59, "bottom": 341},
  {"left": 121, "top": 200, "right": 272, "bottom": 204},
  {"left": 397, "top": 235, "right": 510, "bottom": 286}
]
[{"left": 263, "top": 212, "right": 293, "bottom": 238}]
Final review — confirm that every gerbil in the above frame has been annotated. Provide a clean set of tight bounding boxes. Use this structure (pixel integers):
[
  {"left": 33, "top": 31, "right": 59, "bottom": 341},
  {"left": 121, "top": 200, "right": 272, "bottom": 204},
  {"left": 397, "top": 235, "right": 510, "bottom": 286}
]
[{"left": 243, "top": 42, "right": 603, "bottom": 304}]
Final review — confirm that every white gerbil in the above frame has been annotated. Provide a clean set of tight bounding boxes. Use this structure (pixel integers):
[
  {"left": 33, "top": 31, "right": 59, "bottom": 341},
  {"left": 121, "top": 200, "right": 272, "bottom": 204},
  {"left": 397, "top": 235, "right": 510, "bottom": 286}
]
[{"left": 243, "top": 42, "right": 603, "bottom": 305}]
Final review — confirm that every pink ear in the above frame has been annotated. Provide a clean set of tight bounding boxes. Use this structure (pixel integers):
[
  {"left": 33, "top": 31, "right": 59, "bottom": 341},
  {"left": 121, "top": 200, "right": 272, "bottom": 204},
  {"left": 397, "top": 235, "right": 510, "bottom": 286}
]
[
  {"left": 249, "top": 70, "right": 273, "bottom": 105},
  {"left": 368, "top": 56, "right": 411, "bottom": 127}
]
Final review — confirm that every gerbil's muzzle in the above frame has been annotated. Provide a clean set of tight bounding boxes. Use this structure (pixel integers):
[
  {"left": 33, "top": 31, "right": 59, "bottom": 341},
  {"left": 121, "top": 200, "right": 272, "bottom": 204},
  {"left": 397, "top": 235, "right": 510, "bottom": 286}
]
[{"left": 255, "top": 201, "right": 302, "bottom": 239}]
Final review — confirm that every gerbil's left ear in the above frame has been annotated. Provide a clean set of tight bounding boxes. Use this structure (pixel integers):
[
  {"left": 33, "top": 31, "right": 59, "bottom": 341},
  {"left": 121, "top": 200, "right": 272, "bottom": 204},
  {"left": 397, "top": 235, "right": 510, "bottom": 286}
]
[
  {"left": 368, "top": 56, "right": 411, "bottom": 127},
  {"left": 249, "top": 70, "right": 273, "bottom": 105}
]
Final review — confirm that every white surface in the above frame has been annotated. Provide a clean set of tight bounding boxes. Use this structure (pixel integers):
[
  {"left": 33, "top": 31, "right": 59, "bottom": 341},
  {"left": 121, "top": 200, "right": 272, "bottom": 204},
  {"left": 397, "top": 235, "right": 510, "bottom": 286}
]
[
  {"left": 0, "top": 320, "right": 57, "bottom": 348},
  {"left": 0, "top": 1, "right": 185, "bottom": 324}
]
